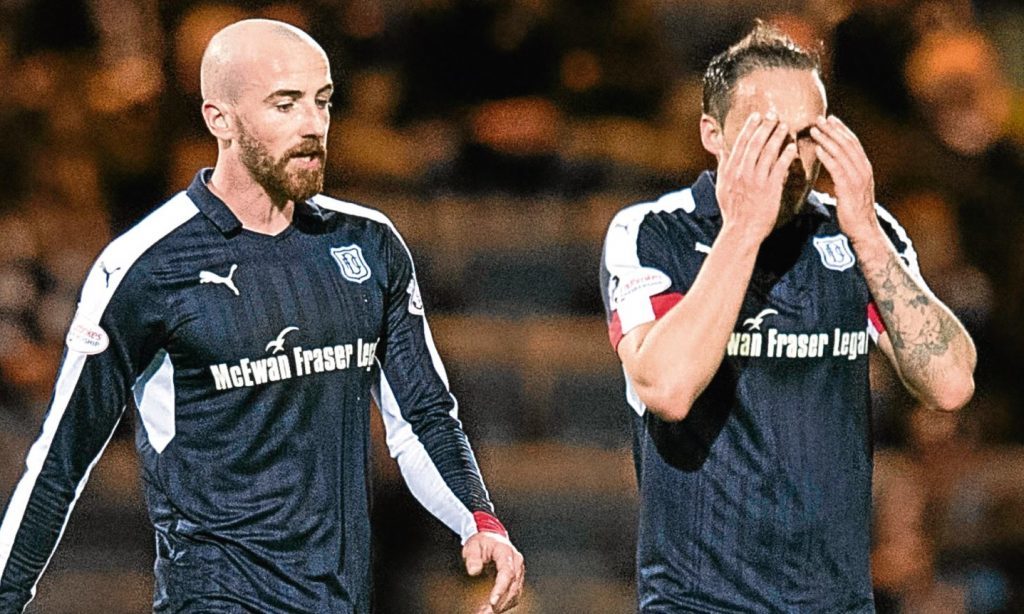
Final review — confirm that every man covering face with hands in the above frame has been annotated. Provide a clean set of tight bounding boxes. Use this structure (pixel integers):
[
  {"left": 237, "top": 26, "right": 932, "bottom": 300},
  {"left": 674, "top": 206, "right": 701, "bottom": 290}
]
[{"left": 601, "top": 23, "right": 975, "bottom": 612}]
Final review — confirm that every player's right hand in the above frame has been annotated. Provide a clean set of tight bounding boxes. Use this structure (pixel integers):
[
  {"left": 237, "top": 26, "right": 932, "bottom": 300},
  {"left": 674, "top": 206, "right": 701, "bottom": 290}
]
[
  {"left": 463, "top": 531, "right": 525, "bottom": 613},
  {"left": 715, "top": 112, "right": 799, "bottom": 243}
]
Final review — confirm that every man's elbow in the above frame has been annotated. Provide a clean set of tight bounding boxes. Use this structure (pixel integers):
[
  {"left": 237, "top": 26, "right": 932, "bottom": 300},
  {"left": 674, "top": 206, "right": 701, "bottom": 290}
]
[
  {"left": 634, "top": 383, "right": 696, "bottom": 422},
  {"left": 623, "top": 356, "right": 704, "bottom": 422},
  {"left": 925, "top": 372, "right": 975, "bottom": 412}
]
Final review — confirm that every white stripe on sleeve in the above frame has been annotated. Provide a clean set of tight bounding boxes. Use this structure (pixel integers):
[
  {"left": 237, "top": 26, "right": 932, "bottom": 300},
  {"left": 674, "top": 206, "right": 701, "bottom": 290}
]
[
  {"left": 0, "top": 193, "right": 197, "bottom": 594},
  {"left": 373, "top": 371, "right": 478, "bottom": 542},
  {"left": 603, "top": 189, "right": 696, "bottom": 335}
]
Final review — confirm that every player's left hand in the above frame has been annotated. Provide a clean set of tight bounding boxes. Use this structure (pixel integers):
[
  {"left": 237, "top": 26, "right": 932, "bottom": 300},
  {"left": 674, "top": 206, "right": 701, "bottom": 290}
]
[
  {"left": 463, "top": 531, "right": 525, "bottom": 613},
  {"left": 810, "top": 115, "right": 883, "bottom": 241}
]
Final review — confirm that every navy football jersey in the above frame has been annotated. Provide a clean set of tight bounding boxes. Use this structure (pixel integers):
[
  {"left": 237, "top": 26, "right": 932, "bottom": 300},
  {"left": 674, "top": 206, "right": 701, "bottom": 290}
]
[
  {"left": 0, "top": 170, "right": 503, "bottom": 613},
  {"left": 600, "top": 172, "right": 920, "bottom": 612}
]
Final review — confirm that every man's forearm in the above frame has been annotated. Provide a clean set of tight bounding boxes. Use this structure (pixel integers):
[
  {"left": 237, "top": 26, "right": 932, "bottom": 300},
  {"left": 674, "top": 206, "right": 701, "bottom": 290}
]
[
  {"left": 620, "top": 225, "right": 761, "bottom": 420},
  {"left": 851, "top": 225, "right": 976, "bottom": 409}
]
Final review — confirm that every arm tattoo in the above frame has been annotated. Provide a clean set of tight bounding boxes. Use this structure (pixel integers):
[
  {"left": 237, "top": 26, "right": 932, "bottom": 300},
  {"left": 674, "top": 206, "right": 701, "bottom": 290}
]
[{"left": 871, "top": 257, "right": 959, "bottom": 375}]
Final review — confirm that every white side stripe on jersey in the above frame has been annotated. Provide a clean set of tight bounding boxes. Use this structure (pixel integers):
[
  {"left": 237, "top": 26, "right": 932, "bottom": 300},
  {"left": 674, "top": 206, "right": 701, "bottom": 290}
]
[
  {"left": 0, "top": 193, "right": 199, "bottom": 598},
  {"left": 622, "top": 366, "right": 648, "bottom": 418},
  {"left": 134, "top": 350, "right": 176, "bottom": 453}
]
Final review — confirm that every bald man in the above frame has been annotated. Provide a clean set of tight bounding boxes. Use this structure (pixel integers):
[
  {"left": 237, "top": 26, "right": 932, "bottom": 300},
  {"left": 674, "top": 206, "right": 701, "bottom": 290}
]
[{"left": 0, "top": 19, "right": 523, "bottom": 613}]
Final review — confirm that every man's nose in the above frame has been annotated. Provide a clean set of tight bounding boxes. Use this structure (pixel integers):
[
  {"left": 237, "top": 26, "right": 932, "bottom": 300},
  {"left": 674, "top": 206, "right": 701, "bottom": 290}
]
[
  {"left": 782, "top": 132, "right": 802, "bottom": 152},
  {"left": 301, "top": 102, "right": 328, "bottom": 138},
  {"left": 787, "top": 135, "right": 814, "bottom": 168}
]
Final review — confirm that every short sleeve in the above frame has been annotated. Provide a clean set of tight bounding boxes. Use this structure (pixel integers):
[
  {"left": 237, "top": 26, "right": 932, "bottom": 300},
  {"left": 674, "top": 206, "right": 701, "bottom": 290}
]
[{"left": 600, "top": 198, "right": 707, "bottom": 350}]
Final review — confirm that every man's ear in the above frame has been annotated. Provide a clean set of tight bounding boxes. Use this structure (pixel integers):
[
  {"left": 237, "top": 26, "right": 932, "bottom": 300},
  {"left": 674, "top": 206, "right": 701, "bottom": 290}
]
[
  {"left": 699, "top": 114, "right": 725, "bottom": 158},
  {"left": 202, "top": 100, "right": 236, "bottom": 142}
]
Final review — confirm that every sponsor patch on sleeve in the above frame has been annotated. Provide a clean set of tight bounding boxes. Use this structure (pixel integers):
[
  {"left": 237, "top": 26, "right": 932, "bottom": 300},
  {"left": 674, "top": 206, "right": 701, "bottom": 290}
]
[
  {"left": 610, "top": 267, "right": 672, "bottom": 309},
  {"left": 66, "top": 316, "right": 110, "bottom": 355}
]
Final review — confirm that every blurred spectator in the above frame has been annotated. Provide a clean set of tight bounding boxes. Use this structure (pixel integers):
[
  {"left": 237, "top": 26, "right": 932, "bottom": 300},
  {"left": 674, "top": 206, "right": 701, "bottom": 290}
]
[
  {"left": 975, "top": 0, "right": 1024, "bottom": 91},
  {"left": 562, "top": 76, "right": 706, "bottom": 192},
  {"left": 652, "top": 0, "right": 768, "bottom": 81},
  {"left": 873, "top": 456, "right": 969, "bottom": 613},
  {"left": 399, "top": 0, "right": 560, "bottom": 119},
  {"left": 0, "top": 32, "right": 31, "bottom": 204},
  {"left": 874, "top": 403, "right": 1020, "bottom": 613},
  {"left": 163, "top": 2, "right": 249, "bottom": 144},
  {"left": 0, "top": 212, "right": 63, "bottom": 421},
  {"left": 905, "top": 28, "right": 1013, "bottom": 157},
  {"left": 328, "top": 67, "right": 430, "bottom": 190},
  {"left": 12, "top": 0, "right": 97, "bottom": 56},
  {"left": 904, "top": 27, "right": 1024, "bottom": 400},
  {"left": 433, "top": 95, "right": 609, "bottom": 198},
  {"left": 88, "top": 0, "right": 164, "bottom": 66},
  {"left": 832, "top": 0, "right": 918, "bottom": 120},
  {"left": 85, "top": 56, "right": 169, "bottom": 231},
  {"left": 888, "top": 191, "right": 992, "bottom": 335},
  {"left": 552, "top": 0, "right": 669, "bottom": 118},
  {"left": 169, "top": 3, "right": 247, "bottom": 100}
]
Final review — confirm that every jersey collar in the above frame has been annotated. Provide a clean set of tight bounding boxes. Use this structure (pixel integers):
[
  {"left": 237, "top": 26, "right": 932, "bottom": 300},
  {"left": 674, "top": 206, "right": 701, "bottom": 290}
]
[
  {"left": 187, "top": 169, "right": 329, "bottom": 236},
  {"left": 691, "top": 171, "right": 720, "bottom": 218},
  {"left": 693, "top": 171, "right": 831, "bottom": 222}
]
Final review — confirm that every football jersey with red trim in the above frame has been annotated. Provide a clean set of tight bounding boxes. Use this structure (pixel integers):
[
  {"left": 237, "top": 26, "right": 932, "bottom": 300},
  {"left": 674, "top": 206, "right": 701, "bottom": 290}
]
[
  {"left": 0, "top": 170, "right": 506, "bottom": 614},
  {"left": 600, "top": 171, "right": 921, "bottom": 612}
]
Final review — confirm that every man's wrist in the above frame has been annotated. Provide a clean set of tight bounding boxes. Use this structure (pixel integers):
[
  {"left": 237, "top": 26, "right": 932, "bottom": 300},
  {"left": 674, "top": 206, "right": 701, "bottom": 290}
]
[
  {"left": 715, "top": 222, "right": 765, "bottom": 256},
  {"left": 473, "top": 511, "right": 509, "bottom": 539},
  {"left": 844, "top": 215, "right": 887, "bottom": 252}
]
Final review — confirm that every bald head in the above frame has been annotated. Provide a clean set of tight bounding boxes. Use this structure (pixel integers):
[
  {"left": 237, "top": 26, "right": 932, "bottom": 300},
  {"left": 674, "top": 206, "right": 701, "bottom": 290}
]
[
  {"left": 200, "top": 19, "right": 326, "bottom": 103},
  {"left": 199, "top": 18, "right": 332, "bottom": 208}
]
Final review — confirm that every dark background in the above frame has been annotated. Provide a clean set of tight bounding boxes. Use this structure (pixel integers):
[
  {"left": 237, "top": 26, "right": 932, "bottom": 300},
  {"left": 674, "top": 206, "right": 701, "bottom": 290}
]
[{"left": 2, "top": 0, "right": 1024, "bottom": 612}]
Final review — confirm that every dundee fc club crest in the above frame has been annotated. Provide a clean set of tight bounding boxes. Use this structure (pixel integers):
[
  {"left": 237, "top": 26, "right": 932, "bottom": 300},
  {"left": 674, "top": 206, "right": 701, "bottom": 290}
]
[
  {"left": 331, "top": 245, "right": 372, "bottom": 283},
  {"left": 812, "top": 235, "right": 856, "bottom": 271}
]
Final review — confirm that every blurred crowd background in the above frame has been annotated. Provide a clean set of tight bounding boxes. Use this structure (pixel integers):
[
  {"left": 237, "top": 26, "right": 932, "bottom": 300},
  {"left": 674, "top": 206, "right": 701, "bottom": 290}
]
[{"left": 1, "top": 0, "right": 1023, "bottom": 612}]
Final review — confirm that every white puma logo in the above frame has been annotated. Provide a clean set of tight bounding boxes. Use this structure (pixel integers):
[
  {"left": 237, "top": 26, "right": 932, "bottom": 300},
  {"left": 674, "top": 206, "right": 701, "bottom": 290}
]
[
  {"left": 199, "top": 264, "right": 240, "bottom": 296},
  {"left": 743, "top": 308, "right": 779, "bottom": 331},
  {"left": 265, "top": 326, "right": 299, "bottom": 354}
]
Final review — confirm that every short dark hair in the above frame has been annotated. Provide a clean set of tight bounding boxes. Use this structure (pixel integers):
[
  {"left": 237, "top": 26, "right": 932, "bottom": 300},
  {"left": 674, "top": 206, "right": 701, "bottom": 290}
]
[{"left": 702, "top": 22, "right": 820, "bottom": 123}]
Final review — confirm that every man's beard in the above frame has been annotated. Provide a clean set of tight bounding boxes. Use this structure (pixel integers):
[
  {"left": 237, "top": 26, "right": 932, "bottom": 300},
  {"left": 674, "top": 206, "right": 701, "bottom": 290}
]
[
  {"left": 237, "top": 125, "right": 325, "bottom": 203},
  {"left": 778, "top": 160, "right": 817, "bottom": 224},
  {"left": 780, "top": 179, "right": 808, "bottom": 218}
]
